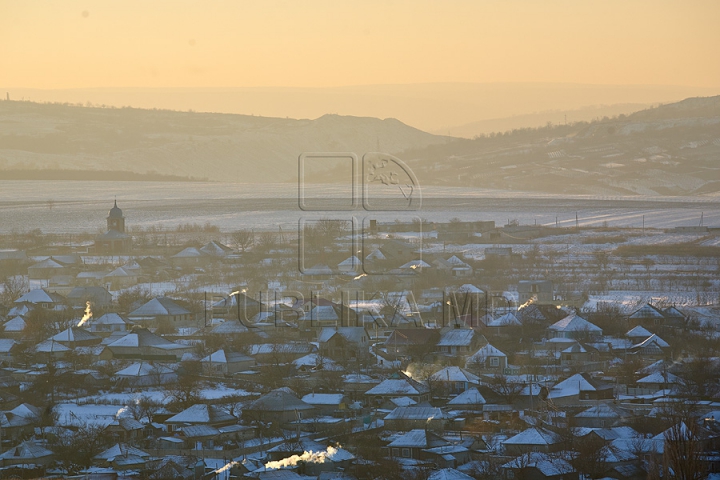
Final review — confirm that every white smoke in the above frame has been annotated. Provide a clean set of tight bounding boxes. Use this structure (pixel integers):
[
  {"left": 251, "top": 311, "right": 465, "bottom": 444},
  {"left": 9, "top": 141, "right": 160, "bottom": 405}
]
[
  {"left": 264, "top": 446, "right": 340, "bottom": 470},
  {"left": 214, "top": 461, "right": 239, "bottom": 477},
  {"left": 77, "top": 301, "right": 93, "bottom": 327}
]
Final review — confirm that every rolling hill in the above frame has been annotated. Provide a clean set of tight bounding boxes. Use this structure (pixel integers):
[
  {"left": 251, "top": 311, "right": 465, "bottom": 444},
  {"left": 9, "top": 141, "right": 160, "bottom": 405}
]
[
  {"left": 1, "top": 96, "right": 719, "bottom": 196},
  {"left": 0, "top": 101, "right": 449, "bottom": 183},
  {"left": 398, "top": 96, "right": 720, "bottom": 196}
]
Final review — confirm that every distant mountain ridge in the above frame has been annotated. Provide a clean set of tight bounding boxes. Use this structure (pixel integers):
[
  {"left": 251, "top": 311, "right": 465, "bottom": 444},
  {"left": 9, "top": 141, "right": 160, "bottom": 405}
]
[
  {"left": 398, "top": 95, "right": 720, "bottom": 196},
  {"left": 0, "top": 101, "right": 449, "bottom": 183},
  {"left": 1, "top": 96, "right": 720, "bottom": 196}
]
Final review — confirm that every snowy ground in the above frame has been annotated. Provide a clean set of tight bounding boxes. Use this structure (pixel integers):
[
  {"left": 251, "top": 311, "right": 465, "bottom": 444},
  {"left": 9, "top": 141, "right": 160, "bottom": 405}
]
[
  {"left": 1, "top": 181, "right": 719, "bottom": 234},
  {"left": 77, "top": 384, "right": 256, "bottom": 404}
]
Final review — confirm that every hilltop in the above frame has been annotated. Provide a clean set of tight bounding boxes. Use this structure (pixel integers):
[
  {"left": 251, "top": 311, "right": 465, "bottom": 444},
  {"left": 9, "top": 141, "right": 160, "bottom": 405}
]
[
  {"left": 397, "top": 96, "right": 720, "bottom": 196},
  {"left": 0, "top": 101, "right": 449, "bottom": 183},
  {"left": 1, "top": 96, "right": 720, "bottom": 195}
]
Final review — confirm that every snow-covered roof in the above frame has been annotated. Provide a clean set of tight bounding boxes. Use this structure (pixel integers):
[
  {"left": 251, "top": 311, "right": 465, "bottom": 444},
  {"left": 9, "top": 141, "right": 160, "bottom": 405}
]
[
  {"left": 457, "top": 283, "right": 483, "bottom": 293},
  {"left": 292, "top": 353, "right": 342, "bottom": 371},
  {"left": 628, "top": 304, "right": 665, "bottom": 319},
  {"left": 94, "top": 313, "right": 130, "bottom": 325},
  {"left": 248, "top": 389, "right": 314, "bottom": 412},
  {"left": 338, "top": 256, "right": 361, "bottom": 268},
  {"left": 399, "top": 259, "right": 431, "bottom": 269},
  {"left": 447, "top": 387, "right": 486, "bottom": 406},
  {"left": 3, "top": 316, "right": 27, "bottom": 332},
  {"left": 115, "top": 362, "right": 173, "bottom": 377},
  {"left": 0, "top": 338, "right": 18, "bottom": 353},
  {"left": 0, "top": 441, "right": 53, "bottom": 460},
  {"left": 106, "top": 328, "right": 185, "bottom": 349},
  {"left": 9, "top": 403, "right": 41, "bottom": 421},
  {"left": 210, "top": 320, "right": 249, "bottom": 334},
  {"left": 129, "top": 297, "right": 190, "bottom": 317},
  {"left": 466, "top": 343, "right": 506, "bottom": 365},
  {"left": 301, "top": 393, "right": 344, "bottom": 405},
  {"left": 502, "top": 452, "right": 574, "bottom": 476},
  {"left": 549, "top": 313, "right": 602, "bottom": 333},
  {"left": 35, "top": 339, "right": 71, "bottom": 353},
  {"left": 437, "top": 329, "right": 476, "bottom": 347},
  {"left": 429, "top": 366, "right": 479, "bottom": 384},
  {"left": 201, "top": 349, "right": 253, "bottom": 364},
  {"left": 29, "top": 258, "right": 65, "bottom": 269},
  {"left": 247, "top": 343, "right": 317, "bottom": 356},
  {"left": 503, "top": 427, "right": 562, "bottom": 446},
  {"left": 575, "top": 404, "right": 628, "bottom": 419},
  {"left": 50, "top": 327, "right": 99, "bottom": 343},
  {"left": 171, "top": 247, "right": 206, "bottom": 258},
  {"left": 200, "top": 241, "right": 233, "bottom": 257},
  {"left": 165, "top": 404, "right": 235, "bottom": 425},
  {"left": 561, "top": 343, "right": 587, "bottom": 354},
  {"left": 385, "top": 406, "right": 444, "bottom": 421},
  {"left": 318, "top": 327, "right": 368, "bottom": 344},
  {"left": 95, "top": 443, "right": 151, "bottom": 461},
  {"left": 626, "top": 325, "right": 653, "bottom": 338},
  {"left": 548, "top": 373, "right": 600, "bottom": 399},
  {"left": 487, "top": 312, "right": 521, "bottom": 327},
  {"left": 15, "top": 288, "right": 65, "bottom": 304},
  {"left": 304, "top": 264, "right": 334, "bottom": 275},
  {"left": 637, "top": 371, "right": 679, "bottom": 384},
  {"left": 387, "top": 429, "right": 447, "bottom": 448},
  {"left": 427, "top": 468, "right": 474, "bottom": 480},
  {"left": 307, "top": 305, "right": 339, "bottom": 321},
  {"left": 632, "top": 333, "right": 670, "bottom": 349},
  {"left": 365, "top": 378, "right": 429, "bottom": 396},
  {"left": 105, "top": 267, "right": 136, "bottom": 278},
  {"left": 390, "top": 396, "right": 417, "bottom": 407},
  {"left": 365, "top": 249, "right": 386, "bottom": 261}
]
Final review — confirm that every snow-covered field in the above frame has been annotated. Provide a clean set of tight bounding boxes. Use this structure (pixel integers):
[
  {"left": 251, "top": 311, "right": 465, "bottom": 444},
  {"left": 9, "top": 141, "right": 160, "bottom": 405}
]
[{"left": 1, "top": 181, "right": 719, "bottom": 233}]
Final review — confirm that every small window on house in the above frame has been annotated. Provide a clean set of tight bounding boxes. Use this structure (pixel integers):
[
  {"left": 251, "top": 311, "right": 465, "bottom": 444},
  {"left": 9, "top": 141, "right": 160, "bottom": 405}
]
[
  {"left": 490, "top": 357, "right": 499, "bottom": 367},
  {"left": 402, "top": 448, "right": 410, "bottom": 458},
  {"left": 392, "top": 448, "right": 399, "bottom": 457}
]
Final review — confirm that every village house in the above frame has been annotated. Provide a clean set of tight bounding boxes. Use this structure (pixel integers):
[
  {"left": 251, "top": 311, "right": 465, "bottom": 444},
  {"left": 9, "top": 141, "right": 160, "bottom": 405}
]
[
  {"left": 465, "top": 343, "right": 508, "bottom": 373},
  {"left": 386, "top": 429, "right": 449, "bottom": 461},
  {"left": 101, "top": 327, "right": 194, "bottom": 361},
  {"left": 384, "top": 406, "right": 446, "bottom": 430},
  {"left": 128, "top": 297, "right": 193, "bottom": 328},
  {"left": 244, "top": 388, "right": 315, "bottom": 424},
  {"left": 201, "top": 349, "right": 255, "bottom": 375},
  {"left": 365, "top": 377, "right": 430, "bottom": 407},
  {"left": 435, "top": 328, "right": 482, "bottom": 357},
  {"left": 317, "top": 326, "right": 370, "bottom": 361},
  {"left": 66, "top": 286, "right": 113, "bottom": 309},
  {"left": 429, "top": 366, "right": 480, "bottom": 396}
]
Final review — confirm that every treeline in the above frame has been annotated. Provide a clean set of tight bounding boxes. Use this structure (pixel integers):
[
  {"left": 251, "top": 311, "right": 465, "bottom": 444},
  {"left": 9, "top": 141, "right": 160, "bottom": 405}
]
[{"left": 0, "top": 169, "right": 208, "bottom": 182}]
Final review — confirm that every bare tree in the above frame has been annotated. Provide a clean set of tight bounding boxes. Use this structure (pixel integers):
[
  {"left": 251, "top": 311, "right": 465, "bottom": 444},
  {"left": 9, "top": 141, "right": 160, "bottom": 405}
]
[
  {"left": 663, "top": 420, "right": 707, "bottom": 480},
  {"left": 49, "top": 424, "right": 108, "bottom": 475},
  {"left": 128, "top": 395, "right": 162, "bottom": 423},
  {"left": 487, "top": 373, "right": 526, "bottom": 406},
  {"left": 256, "top": 231, "right": 277, "bottom": 254},
  {"left": 231, "top": 229, "right": 254, "bottom": 252},
  {"left": 0, "top": 274, "right": 29, "bottom": 304},
  {"left": 164, "top": 360, "right": 203, "bottom": 410},
  {"left": 675, "top": 356, "right": 720, "bottom": 400}
]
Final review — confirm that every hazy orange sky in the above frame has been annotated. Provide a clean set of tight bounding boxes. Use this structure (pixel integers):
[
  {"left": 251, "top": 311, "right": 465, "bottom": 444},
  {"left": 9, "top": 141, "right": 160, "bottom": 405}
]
[{"left": 2, "top": 0, "right": 720, "bottom": 89}]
